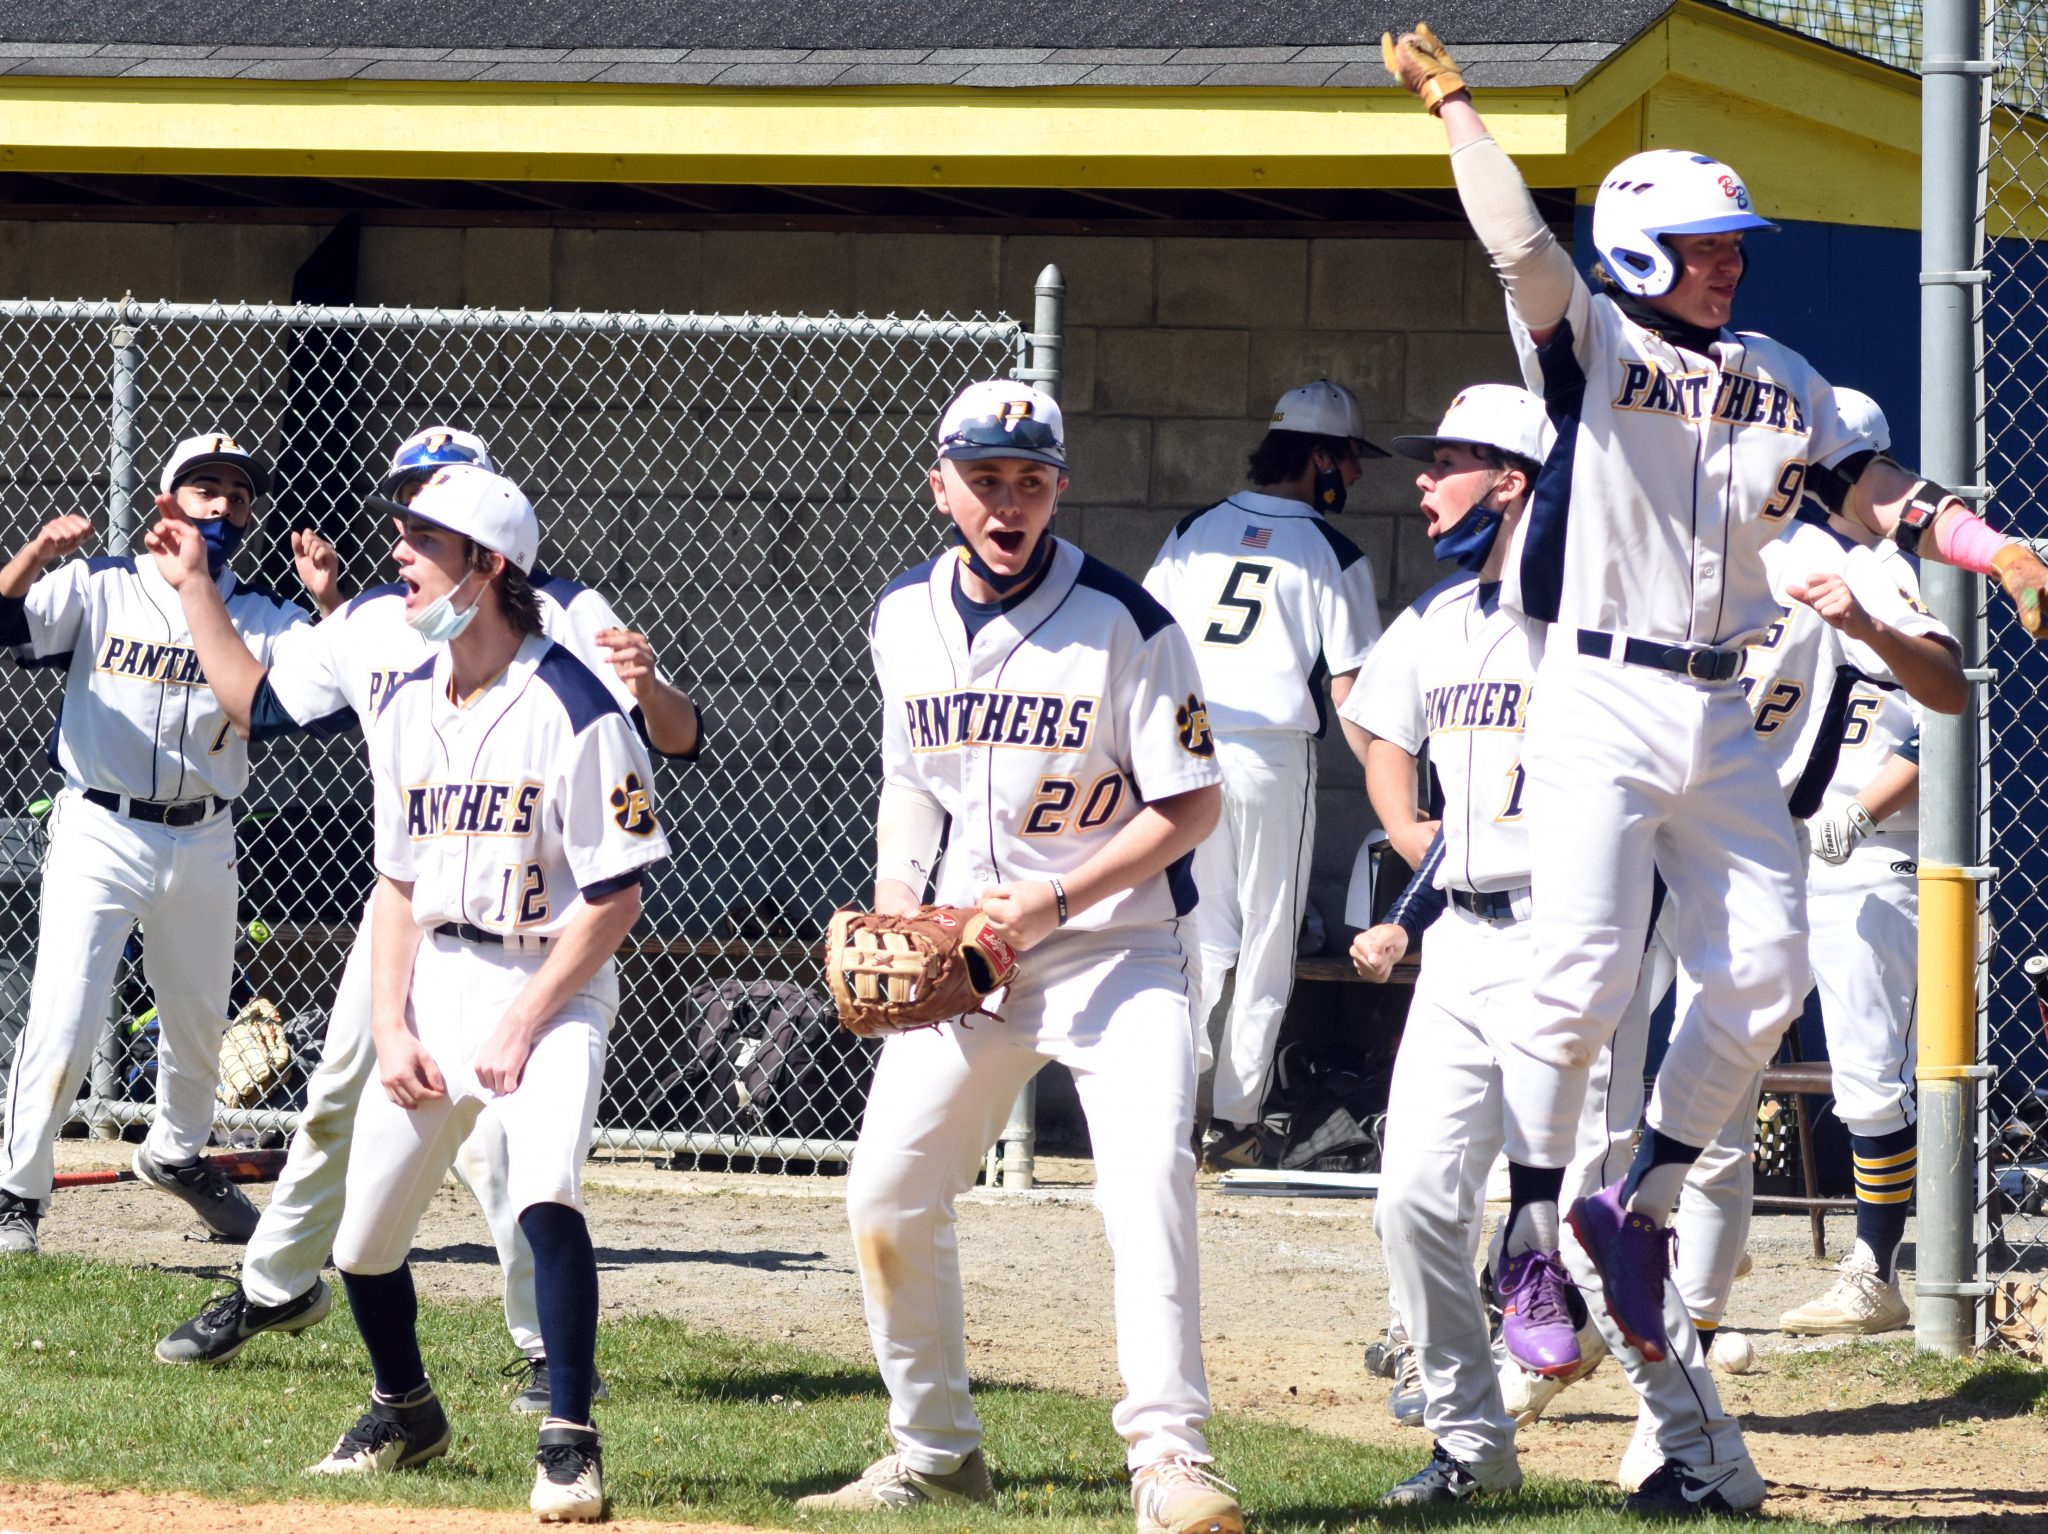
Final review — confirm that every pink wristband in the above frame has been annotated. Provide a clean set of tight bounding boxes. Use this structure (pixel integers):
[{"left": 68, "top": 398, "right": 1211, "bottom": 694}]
[{"left": 1931, "top": 502, "right": 2013, "bottom": 575}]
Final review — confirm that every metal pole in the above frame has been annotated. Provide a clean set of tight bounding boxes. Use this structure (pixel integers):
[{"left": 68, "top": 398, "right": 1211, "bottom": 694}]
[
  {"left": 987, "top": 265, "right": 1066, "bottom": 1193},
  {"left": 84, "top": 305, "right": 144, "bottom": 1136},
  {"left": 1916, "top": 0, "right": 1992, "bottom": 1356}
]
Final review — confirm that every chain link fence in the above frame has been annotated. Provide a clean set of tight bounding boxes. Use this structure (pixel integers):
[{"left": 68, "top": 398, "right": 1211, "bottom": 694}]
[
  {"left": 1982, "top": 0, "right": 2048, "bottom": 1358},
  {"left": 0, "top": 296, "right": 1031, "bottom": 1171}
]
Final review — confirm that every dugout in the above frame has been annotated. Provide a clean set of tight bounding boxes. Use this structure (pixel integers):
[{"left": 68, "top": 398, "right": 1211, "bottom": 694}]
[{"left": 0, "top": 2, "right": 1944, "bottom": 1158}]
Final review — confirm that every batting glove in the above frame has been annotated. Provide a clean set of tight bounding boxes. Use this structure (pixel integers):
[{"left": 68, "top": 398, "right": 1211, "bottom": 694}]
[
  {"left": 1381, "top": 23, "right": 1467, "bottom": 115},
  {"left": 1811, "top": 800, "right": 1878, "bottom": 865}
]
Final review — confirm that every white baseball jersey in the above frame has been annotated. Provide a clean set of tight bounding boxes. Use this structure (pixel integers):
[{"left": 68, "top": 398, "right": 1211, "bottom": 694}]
[
  {"left": 1503, "top": 276, "right": 1879, "bottom": 648},
  {"left": 1340, "top": 573, "right": 1544, "bottom": 894},
  {"left": 872, "top": 538, "right": 1222, "bottom": 931},
  {"left": 1819, "top": 542, "right": 1930, "bottom": 841},
  {"left": 1738, "top": 518, "right": 1950, "bottom": 812},
  {"left": 369, "top": 632, "right": 671, "bottom": 936},
  {"left": 1143, "top": 491, "right": 1382, "bottom": 735},
  {"left": 256, "top": 568, "right": 679, "bottom": 750},
  {"left": 3, "top": 554, "right": 305, "bottom": 801}
]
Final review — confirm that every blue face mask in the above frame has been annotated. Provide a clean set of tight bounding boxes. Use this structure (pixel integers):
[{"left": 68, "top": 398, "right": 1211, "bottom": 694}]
[
  {"left": 1312, "top": 458, "right": 1348, "bottom": 516},
  {"left": 1431, "top": 505, "right": 1505, "bottom": 573},
  {"left": 947, "top": 511, "right": 1058, "bottom": 597},
  {"left": 196, "top": 515, "right": 246, "bottom": 577},
  {"left": 406, "top": 570, "right": 482, "bottom": 643}
]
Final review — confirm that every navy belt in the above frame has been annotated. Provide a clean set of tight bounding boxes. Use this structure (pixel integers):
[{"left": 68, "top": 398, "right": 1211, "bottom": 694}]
[
  {"left": 1450, "top": 887, "right": 1529, "bottom": 921},
  {"left": 83, "top": 789, "right": 225, "bottom": 828},
  {"left": 1577, "top": 629, "right": 1742, "bottom": 682},
  {"left": 436, "top": 921, "right": 551, "bottom": 949}
]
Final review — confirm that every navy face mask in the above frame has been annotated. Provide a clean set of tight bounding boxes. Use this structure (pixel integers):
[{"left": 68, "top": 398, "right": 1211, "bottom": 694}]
[
  {"left": 949, "top": 515, "right": 1057, "bottom": 596},
  {"left": 197, "top": 515, "right": 246, "bottom": 577},
  {"left": 1312, "top": 456, "right": 1347, "bottom": 515}
]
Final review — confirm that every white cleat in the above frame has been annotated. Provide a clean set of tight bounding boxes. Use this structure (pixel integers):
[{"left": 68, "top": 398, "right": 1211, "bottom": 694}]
[
  {"left": 1779, "top": 1250, "right": 1910, "bottom": 1335},
  {"left": 531, "top": 1420, "right": 606, "bottom": 1523},
  {"left": 305, "top": 1391, "right": 451, "bottom": 1476},
  {"left": 795, "top": 1449, "right": 995, "bottom": 1510},
  {"left": 1132, "top": 1456, "right": 1243, "bottom": 1534},
  {"left": 1618, "top": 1402, "right": 1661, "bottom": 1494},
  {"left": 1498, "top": 1318, "right": 1607, "bottom": 1427}
]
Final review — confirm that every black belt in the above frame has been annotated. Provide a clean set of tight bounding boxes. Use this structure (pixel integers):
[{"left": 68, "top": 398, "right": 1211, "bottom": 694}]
[
  {"left": 436, "top": 922, "right": 551, "bottom": 949},
  {"left": 1577, "top": 629, "right": 1742, "bottom": 682},
  {"left": 83, "top": 789, "right": 224, "bottom": 828},
  {"left": 1451, "top": 887, "right": 1528, "bottom": 921}
]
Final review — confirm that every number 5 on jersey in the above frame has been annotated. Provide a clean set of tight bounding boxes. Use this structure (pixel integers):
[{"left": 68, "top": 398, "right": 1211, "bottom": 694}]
[{"left": 1204, "top": 561, "right": 1274, "bottom": 646}]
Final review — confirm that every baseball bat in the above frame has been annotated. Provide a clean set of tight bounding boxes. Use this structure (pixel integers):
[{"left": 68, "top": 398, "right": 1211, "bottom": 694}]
[{"left": 52, "top": 1147, "right": 287, "bottom": 1190}]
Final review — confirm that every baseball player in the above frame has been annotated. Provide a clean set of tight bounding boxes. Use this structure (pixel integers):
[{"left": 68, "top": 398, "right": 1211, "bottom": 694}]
[
  {"left": 0, "top": 434, "right": 320, "bottom": 1257},
  {"left": 1336, "top": 382, "right": 1566, "bottom": 1504},
  {"left": 1142, "top": 381, "right": 1383, "bottom": 1168},
  {"left": 1384, "top": 35, "right": 2048, "bottom": 1505},
  {"left": 212, "top": 466, "right": 668, "bottom": 1519},
  {"left": 152, "top": 428, "right": 697, "bottom": 1420},
  {"left": 799, "top": 379, "right": 1241, "bottom": 1534}
]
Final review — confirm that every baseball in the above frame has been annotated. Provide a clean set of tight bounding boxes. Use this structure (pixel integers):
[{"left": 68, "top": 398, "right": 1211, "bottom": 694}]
[{"left": 1710, "top": 1329, "right": 1756, "bottom": 1375}]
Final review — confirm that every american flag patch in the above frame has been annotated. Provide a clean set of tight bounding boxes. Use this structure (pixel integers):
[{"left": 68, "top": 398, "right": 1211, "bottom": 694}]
[{"left": 1241, "top": 525, "right": 1272, "bottom": 549}]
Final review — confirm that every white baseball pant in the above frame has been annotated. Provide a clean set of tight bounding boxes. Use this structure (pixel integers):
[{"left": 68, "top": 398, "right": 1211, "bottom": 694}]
[
  {"left": 1193, "top": 731, "right": 1316, "bottom": 1128},
  {"left": 332, "top": 931, "right": 614, "bottom": 1278},
  {"left": 240, "top": 901, "right": 544, "bottom": 1354},
  {"left": 1809, "top": 835, "right": 1919, "bottom": 1137},
  {"left": 1, "top": 791, "right": 235, "bottom": 1201},
  {"left": 1378, "top": 905, "right": 1564, "bottom": 1488},
  {"left": 845, "top": 920, "right": 1211, "bottom": 1473},
  {"left": 1520, "top": 654, "right": 1809, "bottom": 1148}
]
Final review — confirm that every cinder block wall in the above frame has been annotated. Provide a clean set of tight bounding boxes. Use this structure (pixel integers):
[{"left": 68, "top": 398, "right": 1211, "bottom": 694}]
[{"left": 0, "top": 219, "right": 1526, "bottom": 917}]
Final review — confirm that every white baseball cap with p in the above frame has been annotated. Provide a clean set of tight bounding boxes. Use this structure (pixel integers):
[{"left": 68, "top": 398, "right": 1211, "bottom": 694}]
[
  {"left": 936, "top": 379, "right": 1067, "bottom": 468},
  {"left": 1269, "top": 380, "right": 1389, "bottom": 458},
  {"left": 1391, "top": 383, "right": 1555, "bottom": 467},
  {"left": 402, "top": 464, "right": 540, "bottom": 574},
  {"left": 159, "top": 431, "right": 271, "bottom": 498}
]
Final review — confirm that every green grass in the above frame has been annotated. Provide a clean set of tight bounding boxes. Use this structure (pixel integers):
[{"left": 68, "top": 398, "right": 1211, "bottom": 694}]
[
  {"left": 1771, "top": 1337, "right": 2048, "bottom": 1417},
  {"left": 2, "top": 1256, "right": 1828, "bottom": 1530}
]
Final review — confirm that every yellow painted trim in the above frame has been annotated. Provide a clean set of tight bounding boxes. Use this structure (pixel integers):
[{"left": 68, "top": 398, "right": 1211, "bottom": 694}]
[
  {"left": 1918, "top": 864, "right": 1978, "bottom": 1079},
  {"left": 0, "top": 2, "right": 1929, "bottom": 230}
]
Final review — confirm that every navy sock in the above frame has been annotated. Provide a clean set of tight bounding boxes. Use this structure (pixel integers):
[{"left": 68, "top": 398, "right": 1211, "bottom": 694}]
[
  {"left": 520, "top": 1201, "right": 599, "bottom": 1425},
  {"left": 1620, "top": 1129, "right": 1703, "bottom": 1216},
  {"left": 1504, "top": 1160, "right": 1566, "bottom": 1253},
  {"left": 339, "top": 1265, "right": 427, "bottom": 1399},
  {"left": 1851, "top": 1126, "right": 1917, "bottom": 1280}
]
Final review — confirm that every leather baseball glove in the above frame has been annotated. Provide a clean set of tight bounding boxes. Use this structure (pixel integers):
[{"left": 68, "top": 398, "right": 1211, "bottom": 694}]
[
  {"left": 216, "top": 998, "right": 291, "bottom": 1107},
  {"left": 1382, "top": 22, "right": 1467, "bottom": 115},
  {"left": 823, "top": 905, "right": 1021, "bottom": 1037}
]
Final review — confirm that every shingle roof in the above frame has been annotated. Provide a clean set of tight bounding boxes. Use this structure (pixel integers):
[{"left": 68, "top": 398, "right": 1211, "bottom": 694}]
[{"left": 0, "top": 1, "right": 1667, "bottom": 87}]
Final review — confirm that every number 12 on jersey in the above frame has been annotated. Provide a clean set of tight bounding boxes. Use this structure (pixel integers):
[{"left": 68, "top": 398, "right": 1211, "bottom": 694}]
[{"left": 494, "top": 861, "right": 550, "bottom": 925}]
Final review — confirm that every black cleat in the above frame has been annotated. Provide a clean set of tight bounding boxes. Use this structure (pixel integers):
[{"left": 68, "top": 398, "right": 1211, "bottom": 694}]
[
  {"left": 1623, "top": 1459, "right": 1766, "bottom": 1519},
  {"left": 131, "top": 1148, "right": 261, "bottom": 1242},
  {"left": 505, "top": 1355, "right": 611, "bottom": 1415},
  {"left": 306, "top": 1388, "right": 452, "bottom": 1476},
  {"left": 157, "top": 1277, "right": 332, "bottom": 1364},
  {"left": 1382, "top": 1444, "right": 1520, "bottom": 1506},
  {"left": 0, "top": 1190, "right": 40, "bottom": 1255},
  {"left": 1198, "top": 1124, "right": 1266, "bottom": 1172}
]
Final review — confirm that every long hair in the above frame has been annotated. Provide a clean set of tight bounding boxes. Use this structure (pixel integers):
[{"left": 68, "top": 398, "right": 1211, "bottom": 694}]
[{"left": 465, "top": 540, "right": 542, "bottom": 636}]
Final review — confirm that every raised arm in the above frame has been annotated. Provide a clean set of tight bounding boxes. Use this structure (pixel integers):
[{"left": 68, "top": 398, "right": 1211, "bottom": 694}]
[
  {"left": 144, "top": 514, "right": 268, "bottom": 736},
  {"left": 1835, "top": 458, "right": 2048, "bottom": 636}
]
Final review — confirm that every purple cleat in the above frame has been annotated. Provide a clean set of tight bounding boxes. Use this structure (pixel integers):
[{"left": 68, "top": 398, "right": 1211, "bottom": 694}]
[
  {"left": 1496, "top": 1249, "right": 1582, "bottom": 1378},
  {"left": 1565, "top": 1180, "right": 1672, "bottom": 1363}
]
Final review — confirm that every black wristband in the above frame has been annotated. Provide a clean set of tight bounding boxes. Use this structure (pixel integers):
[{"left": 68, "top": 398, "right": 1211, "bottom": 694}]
[
  {"left": 1048, "top": 875, "right": 1068, "bottom": 926},
  {"left": 1895, "top": 480, "right": 1947, "bottom": 555}
]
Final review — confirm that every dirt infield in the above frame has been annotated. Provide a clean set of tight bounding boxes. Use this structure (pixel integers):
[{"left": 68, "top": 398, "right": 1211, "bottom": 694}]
[{"left": 18, "top": 1142, "right": 2048, "bottom": 1529}]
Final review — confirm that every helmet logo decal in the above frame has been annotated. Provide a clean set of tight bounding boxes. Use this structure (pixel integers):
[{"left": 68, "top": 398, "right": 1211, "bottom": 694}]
[{"left": 997, "top": 399, "right": 1035, "bottom": 432}]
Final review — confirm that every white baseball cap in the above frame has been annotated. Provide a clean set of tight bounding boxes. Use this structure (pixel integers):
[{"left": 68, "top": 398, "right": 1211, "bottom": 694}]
[
  {"left": 384, "top": 424, "right": 496, "bottom": 488},
  {"left": 159, "top": 431, "right": 270, "bottom": 498},
  {"left": 1268, "top": 380, "right": 1388, "bottom": 458},
  {"left": 936, "top": 379, "right": 1066, "bottom": 468},
  {"left": 1391, "top": 384, "right": 1555, "bottom": 466},
  {"left": 1829, "top": 387, "right": 1891, "bottom": 456},
  {"left": 402, "top": 464, "right": 539, "bottom": 573}
]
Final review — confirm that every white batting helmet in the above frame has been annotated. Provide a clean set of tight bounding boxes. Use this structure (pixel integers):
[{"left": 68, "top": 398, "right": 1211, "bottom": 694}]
[{"left": 1592, "top": 149, "right": 1777, "bottom": 298}]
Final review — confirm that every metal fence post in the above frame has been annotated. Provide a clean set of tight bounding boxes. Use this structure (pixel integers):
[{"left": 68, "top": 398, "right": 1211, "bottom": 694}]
[
  {"left": 987, "top": 265, "right": 1065, "bottom": 1193},
  {"left": 82, "top": 306, "right": 145, "bottom": 1137},
  {"left": 1917, "top": 0, "right": 1992, "bottom": 1356}
]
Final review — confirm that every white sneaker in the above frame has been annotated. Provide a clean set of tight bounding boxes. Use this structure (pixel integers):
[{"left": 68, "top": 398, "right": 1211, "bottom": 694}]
[
  {"left": 1132, "top": 1456, "right": 1243, "bottom": 1534},
  {"left": 795, "top": 1449, "right": 994, "bottom": 1510},
  {"left": 531, "top": 1420, "right": 605, "bottom": 1523},
  {"left": 1497, "top": 1320, "right": 1608, "bottom": 1427},
  {"left": 1778, "top": 1251, "right": 1910, "bottom": 1335},
  {"left": 1618, "top": 1403, "right": 1661, "bottom": 1493}
]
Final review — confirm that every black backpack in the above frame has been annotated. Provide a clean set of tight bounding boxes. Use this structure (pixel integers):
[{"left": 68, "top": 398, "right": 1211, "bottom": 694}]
[
  {"left": 1260, "top": 1041, "right": 1391, "bottom": 1174},
  {"left": 663, "top": 978, "right": 878, "bottom": 1144}
]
